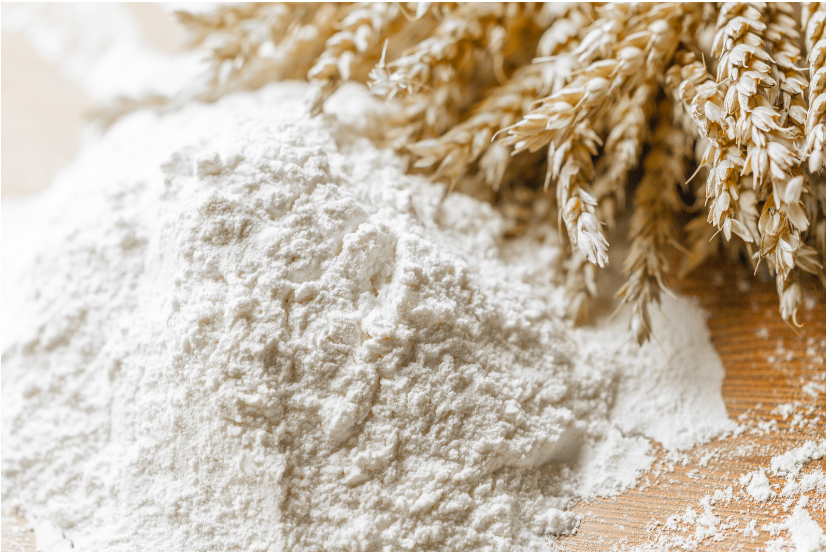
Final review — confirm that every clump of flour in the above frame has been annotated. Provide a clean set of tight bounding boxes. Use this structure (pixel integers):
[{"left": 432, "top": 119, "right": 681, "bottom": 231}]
[{"left": 1, "top": 83, "right": 734, "bottom": 552}]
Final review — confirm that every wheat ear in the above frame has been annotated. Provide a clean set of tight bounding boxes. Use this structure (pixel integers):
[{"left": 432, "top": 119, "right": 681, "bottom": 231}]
[
  {"left": 406, "top": 6, "right": 588, "bottom": 189},
  {"left": 593, "top": 82, "right": 655, "bottom": 228},
  {"left": 564, "top": 252, "right": 598, "bottom": 325},
  {"left": 307, "top": 4, "right": 406, "bottom": 116},
  {"left": 805, "top": 2, "right": 826, "bottom": 172},
  {"left": 714, "top": 3, "right": 813, "bottom": 283},
  {"left": 616, "top": 100, "right": 688, "bottom": 344},
  {"left": 664, "top": 49, "right": 749, "bottom": 275}
]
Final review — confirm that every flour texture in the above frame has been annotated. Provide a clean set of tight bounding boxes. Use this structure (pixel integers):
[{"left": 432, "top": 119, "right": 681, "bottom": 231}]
[{"left": 1, "top": 83, "right": 734, "bottom": 552}]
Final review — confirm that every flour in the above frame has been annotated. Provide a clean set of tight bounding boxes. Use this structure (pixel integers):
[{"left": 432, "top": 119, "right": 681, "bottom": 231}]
[
  {"left": 772, "top": 441, "right": 826, "bottom": 479},
  {"left": 1, "top": 82, "right": 734, "bottom": 552},
  {"left": 741, "top": 469, "right": 777, "bottom": 502},
  {"left": 636, "top": 440, "right": 826, "bottom": 552},
  {"left": 765, "top": 497, "right": 826, "bottom": 552}
]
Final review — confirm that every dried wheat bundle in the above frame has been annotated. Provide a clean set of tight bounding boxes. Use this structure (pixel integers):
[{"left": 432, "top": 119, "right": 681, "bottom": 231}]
[
  {"left": 404, "top": 4, "right": 592, "bottom": 189},
  {"left": 164, "top": 2, "right": 826, "bottom": 343}
]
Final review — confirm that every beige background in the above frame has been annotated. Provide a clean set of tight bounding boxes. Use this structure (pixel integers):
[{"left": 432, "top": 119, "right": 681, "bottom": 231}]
[{"left": 1, "top": 2, "right": 184, "bottom": 197}]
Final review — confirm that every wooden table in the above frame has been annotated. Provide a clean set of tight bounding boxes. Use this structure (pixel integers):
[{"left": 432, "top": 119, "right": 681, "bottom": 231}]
[
  {"left": 562, "top": 261, "right": 826, "bottom": 550},
  {"left": 3, "top": 262, "right": 824, "bottom": 551}
]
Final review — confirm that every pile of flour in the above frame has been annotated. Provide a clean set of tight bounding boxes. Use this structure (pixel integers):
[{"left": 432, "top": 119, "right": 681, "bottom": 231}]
[{"left": 1, "top": 83, "right": 735, "bottom": 552}]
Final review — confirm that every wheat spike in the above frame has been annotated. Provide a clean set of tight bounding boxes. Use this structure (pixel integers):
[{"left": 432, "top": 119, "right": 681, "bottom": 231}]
[
  {"left": 554, "top": 124, "right": 609, "bottom": 267},
  {"left": 805, "top": 2, "right": 826, "bottom": 172},
  {"left": 777, "top": 273, "right": 804, "bottom": 327},
  {"left": 564, "top": 252, "right": 598, "bottom": 325},
  {"left": 593, "top": 82, "right": 655, "bottom": 228},
  {"left": 803, "top": 3, "right": 826, "bottom": 289},
  {"left": 616, "top": 100, "right": 688, "bottom": 344},
  {"left": 406, "top": 6, "right": 588, "bottom": 189},
  {"left": 307, "top": 3, "right": 406, "bottom": 116},
  {"left": 713, "top": 3, "right": 813, "bottom": 283}
]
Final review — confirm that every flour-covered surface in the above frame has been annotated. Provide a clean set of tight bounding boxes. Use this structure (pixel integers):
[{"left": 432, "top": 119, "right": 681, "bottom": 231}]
[
  {"left": 560, "top": 269, "right": 826, "bottom": 552},
  {"left": 1, "top": 83, "right": 737, "bottom": 552}
]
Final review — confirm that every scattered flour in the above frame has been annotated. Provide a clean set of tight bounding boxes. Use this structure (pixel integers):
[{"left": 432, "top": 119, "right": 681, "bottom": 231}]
[
  {"left": 772, "top": 441, "right": 826, "bottom": 479},
  {"left": 0, "top": 83, "right": 737, "bottom": 552},
  {"left": 741, "top": 469, "right": 777, "bottom": 502},
  {"left": 765, "top": 497, "right": 826, "bottom": 552},
  {"left": 638, "top": 440, "right": 826, "bottom": 552}
]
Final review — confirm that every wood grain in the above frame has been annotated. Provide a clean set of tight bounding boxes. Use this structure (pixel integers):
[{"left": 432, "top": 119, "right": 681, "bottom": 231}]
[
  {"left": 562, "top": 261, "right": 825, "bottom": 551},
  {"left": 3, "top": 261, "right": 824, "bottom": 550}
]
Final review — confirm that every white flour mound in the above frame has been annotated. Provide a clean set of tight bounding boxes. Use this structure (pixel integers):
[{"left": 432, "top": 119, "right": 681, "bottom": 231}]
[{"left": 1, "top": 83, "right": 735, "bottom": 552}]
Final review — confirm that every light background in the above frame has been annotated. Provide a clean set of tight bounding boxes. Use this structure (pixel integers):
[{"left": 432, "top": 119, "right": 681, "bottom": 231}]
[{"left": 2, "top": 3, "right": 185, "bottom": 197}]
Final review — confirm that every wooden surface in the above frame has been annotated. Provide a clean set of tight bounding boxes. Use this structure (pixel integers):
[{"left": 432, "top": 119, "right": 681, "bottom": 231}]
[
  {"left": 562, "top": 262, "right": 826, "bottom": 551},
  {"left": 2, "top": 262, "right": 824, "bottom": 551}
]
